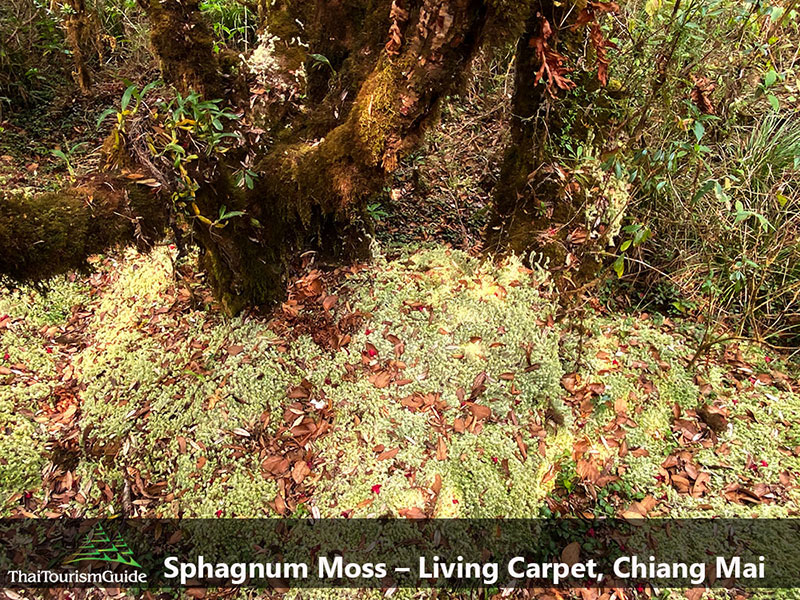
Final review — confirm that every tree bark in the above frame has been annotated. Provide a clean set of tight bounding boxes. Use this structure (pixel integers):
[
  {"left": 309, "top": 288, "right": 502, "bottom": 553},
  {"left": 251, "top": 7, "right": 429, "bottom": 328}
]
[
  {"left": 485, "top": 1, "right": 615, "bottom": 287},
  {"left": 56, "top": 0, "right": 97, "bottom": 94},
  {"left": 140, "top": 0, "right": 493, "bottom": 313},
  {"left": 137, "top": 0, "right": 223, "bottom": 97},
  {"left": 0, "top": 177, "right": 167, "bottom": 282}
]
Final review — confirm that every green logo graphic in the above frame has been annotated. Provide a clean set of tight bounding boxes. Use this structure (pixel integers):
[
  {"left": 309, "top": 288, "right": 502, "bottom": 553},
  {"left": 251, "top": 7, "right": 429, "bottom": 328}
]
[{"left": 64, "top": 523, "right": 142, "bottom": 569}]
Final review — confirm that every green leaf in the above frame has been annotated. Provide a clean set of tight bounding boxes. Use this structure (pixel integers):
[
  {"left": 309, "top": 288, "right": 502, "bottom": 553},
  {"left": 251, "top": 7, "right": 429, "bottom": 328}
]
[
  {"left": 764, "top": 70, "right": 777, "bottom": 88},
  {"left": 120, "top": 84, "right": 137, "bottom": 112},
  {"left": 620, "top": 240, "right": 632, "bottom": 252},
  {"left": 777, "top": 193, "right": 789, "bottom": 207},
  {"left": 768, "top": 94, "right": 780, "bottom": 111},
  {"left": 613, "top": 257, "right": 625, "bottom": 278},
  {"left": 309, "top": 53, "right": 334, "bottom": 72},
  {"left": 96, "top": 108, "right": 117, "bottom": 128},
  {"left": 693, "top": 120, "right": 705, "bottom": 142}
]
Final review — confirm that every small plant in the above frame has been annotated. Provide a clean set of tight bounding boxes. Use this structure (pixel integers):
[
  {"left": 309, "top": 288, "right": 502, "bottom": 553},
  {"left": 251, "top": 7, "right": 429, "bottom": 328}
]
[
  {"left": 367, "top": 202, "right": 390, "bottom": 222},
  {"left": 51, "top": 141, "right": 87, "bottom": 179}
]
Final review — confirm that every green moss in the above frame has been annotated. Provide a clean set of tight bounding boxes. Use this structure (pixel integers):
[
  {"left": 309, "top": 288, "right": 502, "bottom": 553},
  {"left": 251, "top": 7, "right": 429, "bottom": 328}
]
[{"left": 0, "top": 383, "right": 49, "bottom": 504}]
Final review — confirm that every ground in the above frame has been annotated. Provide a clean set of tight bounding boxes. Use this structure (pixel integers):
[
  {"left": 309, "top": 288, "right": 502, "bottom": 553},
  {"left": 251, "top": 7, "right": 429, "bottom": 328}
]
[
  {"left": 2, "top": 241, "right": 799, "bottom": 521},
  {"left": 2, "top": 243, "right": 800, "bottom": 599}
]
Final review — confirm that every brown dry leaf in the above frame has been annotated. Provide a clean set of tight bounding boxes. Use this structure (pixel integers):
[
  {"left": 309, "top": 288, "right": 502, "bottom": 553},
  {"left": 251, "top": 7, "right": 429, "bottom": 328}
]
[
  {"left": 576, "top": 459, "right": 599, "bottom": 483},
  {"left": 288, "top": 386, "right": 310, "bottom": 399},
  {"left": 292, "top": 461, "right": 311, "bottom": 484},
  {"left": 370, "top": 371, "right": 393, "bottom": 389},
  {"left": 470, "top": 371, "right": 488, "bottom": 398},
  {"left": 431, "top": 473, "right": 443, "bottom": 497},
  {"left": 466, "top": 403, "right": 491, "bottom": 421},
  {"left": 515, "top": 432, "right": 528, "bottom": 461},
  {"left": 697, "top": 403, "right": 728, "bottom": 432},
  {"left": 561, "top": 372, "right": 580, "bottom": 392},
  {"left": 263, "top": 456, "right": 290, "bottom": 475},
  {"left": 684, "top": 588, "right": 705, "bottom": 600},
  {"left": 378, "top": 447, "right": 399, "bottom": 461},
  {"left": 398, "top": 507, "right": 427, "bottom": 519},
  {"left": 436, "top": 436, "right": 448, "bottom": 461},
  {"left": 561, "top": 542, "right": 580, "bottom": 567},
  {"left": 227, "top": 344, "right": 244, "bottom": 356},
  {"left": 690, "top": 75, "right": 716, "bottom": 115},
  {"left": 274, "top": 494, "right": 287, "bottom": 515},
  {"left": 622, "top": 495, "right": 657, "bottom": 520},
  {"left": 579, "top": 588, "right": 599, "bottom": 600},
  {"left": 322, "top": 295, "right": 338, "bottom": 311}
]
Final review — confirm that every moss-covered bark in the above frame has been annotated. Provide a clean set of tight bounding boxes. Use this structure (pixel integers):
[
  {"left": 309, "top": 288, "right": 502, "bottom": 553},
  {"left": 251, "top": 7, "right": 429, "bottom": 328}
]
[
  {"left": 138, "top": 0, "right": 222, "bottom": 96},
  {"left": 485, "top": 2, "right": 612, "bottom": 286},
  {"left": 181, "top": 0, "right": 494, "bottom": 312},
  {"left": 57, "top": 0, "right": 98, "bottom": 94},
  {"left": 0, "top": 178, "right": 167, "bottom": 282}
]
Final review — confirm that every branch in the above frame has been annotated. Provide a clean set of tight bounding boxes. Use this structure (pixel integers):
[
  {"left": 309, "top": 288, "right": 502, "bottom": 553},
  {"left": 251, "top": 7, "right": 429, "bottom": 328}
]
[{"left": 0, "top": 177, "right": 167, "bottom": 283}]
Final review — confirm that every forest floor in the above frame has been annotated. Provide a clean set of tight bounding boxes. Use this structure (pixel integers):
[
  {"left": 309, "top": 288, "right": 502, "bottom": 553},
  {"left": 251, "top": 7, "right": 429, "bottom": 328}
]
[{"left": 3, "top": 242, "right": 800, "bottom": 524}]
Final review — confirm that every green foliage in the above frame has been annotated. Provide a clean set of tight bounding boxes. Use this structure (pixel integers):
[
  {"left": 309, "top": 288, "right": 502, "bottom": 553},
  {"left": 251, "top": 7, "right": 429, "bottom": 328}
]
[
  {"left": 51, "top": 141, "right": 88, "bottom": 179},
  {"left": 199, "top": 0, "right": 257, "bottom": 51},
  {"left": 552, "top": 0, "right": 800, "bottom": 343}
]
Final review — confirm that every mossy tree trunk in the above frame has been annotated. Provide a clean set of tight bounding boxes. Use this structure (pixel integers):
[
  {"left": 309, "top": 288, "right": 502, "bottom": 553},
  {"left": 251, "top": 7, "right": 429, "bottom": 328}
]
[
  {"left": 136, "top": 0, "right": 223, "bottom": 98},
  {"left": 55, "top": 0, "right": 97, "bottom": 94},
  {"left": 0, "top": 177, "right": 167, "bottom": 282},
  {"left": 134, "top": 0, "right": 496, "bottom": 313}
]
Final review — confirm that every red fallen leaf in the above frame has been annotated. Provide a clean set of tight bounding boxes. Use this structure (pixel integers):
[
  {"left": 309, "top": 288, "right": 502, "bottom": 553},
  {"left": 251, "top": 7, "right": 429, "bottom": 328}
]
[
  {"left": 215, "top": 509, "right": 223, "bottom": 517},
  {"left": 365, "top": 343, "right": 378, "bottom": 358},
  {"left": 371, "top": 484, "right": 382, "bottom": 494},
  {"left": 377, "top": 447, "right": 399, "bottom": 461}
]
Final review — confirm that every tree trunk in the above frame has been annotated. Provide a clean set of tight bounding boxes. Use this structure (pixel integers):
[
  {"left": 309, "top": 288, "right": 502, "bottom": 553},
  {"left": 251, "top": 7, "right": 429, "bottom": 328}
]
[
  {"left": 57, "top": 0, "right": 96, "bottom": 94},
  {"left": 0, "top": 177, "right": 167, "bottom": 282},
  {"left": 134, "top": 0, "right": 493, "bottom": 313},
  {"left": 137, "top": 0, "right": 223, "bottom": 97},
  {"left": 485, "top": 1, "right": 618, "bottom": 288}
]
